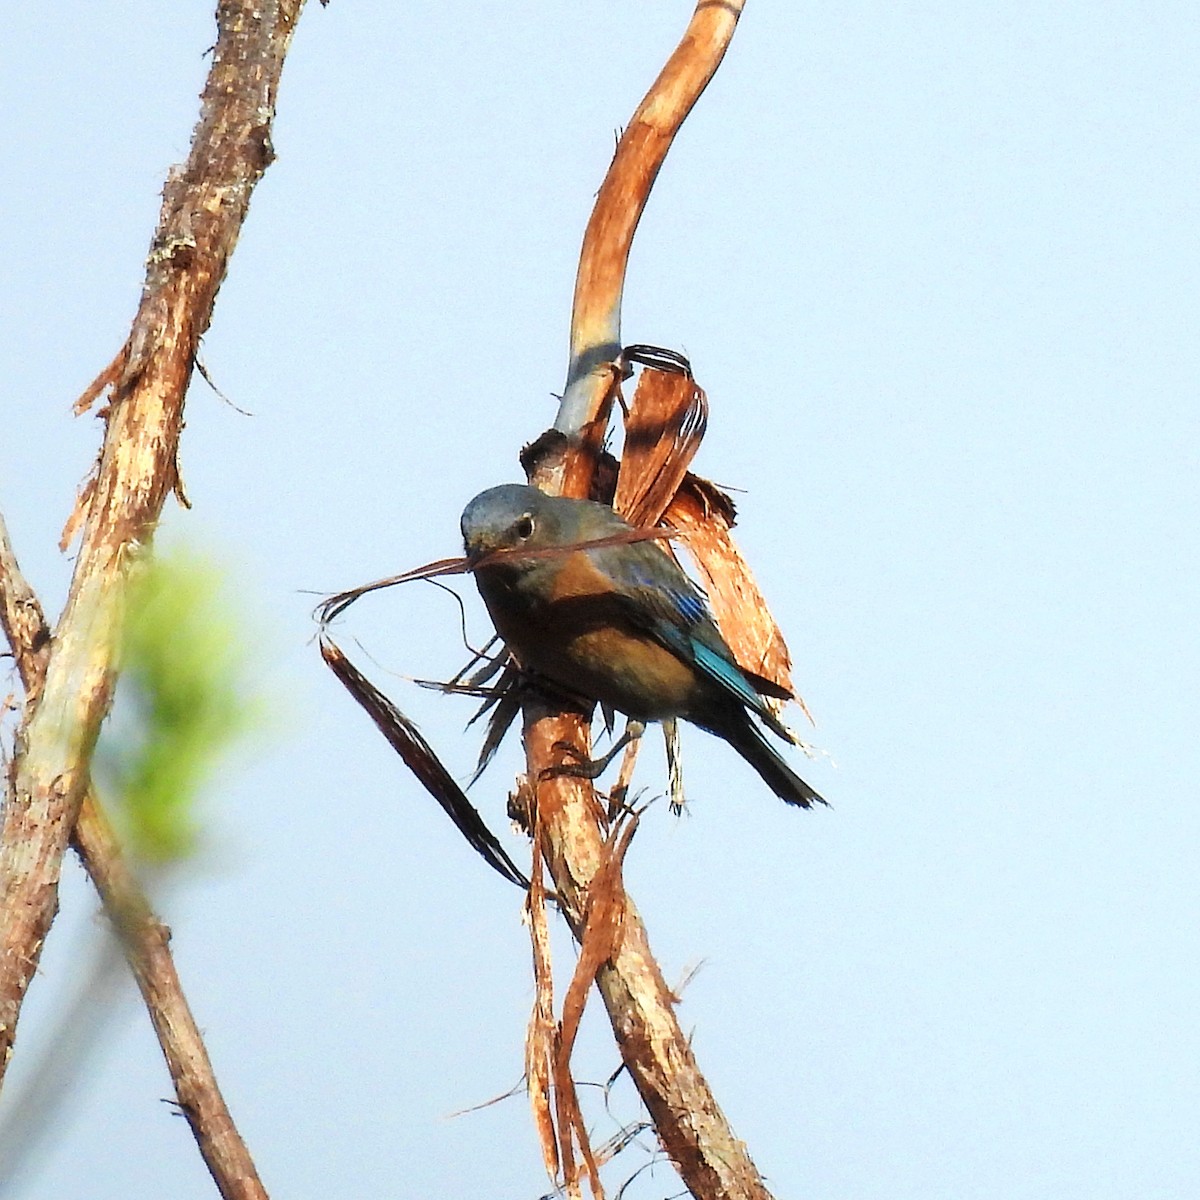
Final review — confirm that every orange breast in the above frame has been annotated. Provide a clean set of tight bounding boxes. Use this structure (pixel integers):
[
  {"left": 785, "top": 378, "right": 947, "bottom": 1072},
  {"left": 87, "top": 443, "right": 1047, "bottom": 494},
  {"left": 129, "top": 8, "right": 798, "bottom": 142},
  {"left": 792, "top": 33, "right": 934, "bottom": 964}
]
[{"left": 481, "top": 552, "right": 701, "bottom": 720}]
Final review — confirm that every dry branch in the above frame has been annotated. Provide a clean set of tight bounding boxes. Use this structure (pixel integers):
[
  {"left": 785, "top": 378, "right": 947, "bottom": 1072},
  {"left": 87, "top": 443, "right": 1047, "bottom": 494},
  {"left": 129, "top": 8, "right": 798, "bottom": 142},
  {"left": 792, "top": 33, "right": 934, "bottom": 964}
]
[
  {"left": 1, "top": 0, "right": 311, "bottom": 1192},
  {"left": 1, "top": 518, "right": 268, "bottom": 1198},
  {"left": 73, "top": 800, "right": 269, "bottom": 1200},
  {"left": 0, "top": 0, "right": 307, "bottom": 1072},
  {"left": 517, "top": 3, "right": 779, "bottom": 1197}
]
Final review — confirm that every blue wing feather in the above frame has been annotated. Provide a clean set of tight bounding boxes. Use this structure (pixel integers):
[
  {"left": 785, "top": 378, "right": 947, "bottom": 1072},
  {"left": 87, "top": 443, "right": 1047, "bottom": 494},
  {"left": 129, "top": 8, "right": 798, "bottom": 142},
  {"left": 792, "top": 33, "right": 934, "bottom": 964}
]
[
  {"left": 590, "top": 540, "right": 771, "bottom": 717},
  {"left": 689, "top": 640, "right": 765, "bottom": 711}
]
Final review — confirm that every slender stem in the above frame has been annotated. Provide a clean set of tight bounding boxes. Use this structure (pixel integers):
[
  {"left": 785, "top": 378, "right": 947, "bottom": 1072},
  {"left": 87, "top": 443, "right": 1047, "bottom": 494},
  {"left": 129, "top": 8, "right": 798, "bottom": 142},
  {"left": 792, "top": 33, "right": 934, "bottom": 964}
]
[
  {"left": 74, "top": 797, "right": 269, "bottom": 1200},
  {"left": 554, "top": 0, "right": 747, "bottom": 443}
]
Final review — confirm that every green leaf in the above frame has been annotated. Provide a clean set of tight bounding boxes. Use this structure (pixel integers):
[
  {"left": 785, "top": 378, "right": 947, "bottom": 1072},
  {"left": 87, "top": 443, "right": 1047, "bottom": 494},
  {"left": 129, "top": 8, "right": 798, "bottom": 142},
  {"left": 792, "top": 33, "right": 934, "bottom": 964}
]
[{"left": 97, "top": 543, "right": 261, "bottom": 865}]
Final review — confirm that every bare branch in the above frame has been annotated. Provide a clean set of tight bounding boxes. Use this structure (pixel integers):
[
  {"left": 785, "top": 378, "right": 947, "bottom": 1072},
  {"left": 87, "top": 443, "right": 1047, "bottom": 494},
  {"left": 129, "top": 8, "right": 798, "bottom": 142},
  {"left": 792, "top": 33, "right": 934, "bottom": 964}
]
[
  {"left": 525, "top": 707, "right": 772, "bottom": 1200},
  {"left": 73, "top": 797, "right": 269, "bottom": 1200},
  {"left": 1, "top": 512, "right": 268, "bottom": 1197},
  {"left": 0, "top": 1, "right": 310, "bottom": 1192},
  {"left": 519, "top": 3, "right": 775, "bottom": 1196},
  {"left": 546, "top": 0, "right": 747, "bottom": 498}
]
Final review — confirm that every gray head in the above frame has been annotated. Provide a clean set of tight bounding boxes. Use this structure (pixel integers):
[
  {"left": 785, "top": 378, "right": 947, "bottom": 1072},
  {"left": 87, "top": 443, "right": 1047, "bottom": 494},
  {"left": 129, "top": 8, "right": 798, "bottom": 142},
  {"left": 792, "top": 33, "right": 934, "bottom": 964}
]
[{"left": 460, "top": 483, "right": 627, "bottom": 560}]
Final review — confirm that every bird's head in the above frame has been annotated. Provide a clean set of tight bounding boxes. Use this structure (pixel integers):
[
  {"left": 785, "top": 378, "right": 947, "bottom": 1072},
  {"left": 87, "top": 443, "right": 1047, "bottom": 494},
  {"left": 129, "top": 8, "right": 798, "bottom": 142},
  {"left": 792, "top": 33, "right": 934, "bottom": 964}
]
[
  {"left": 460, "top": 483, "right": 561, "bottom": 566},
  {"left": 460, "top": 482, "right": 635, "bottom": 569}
]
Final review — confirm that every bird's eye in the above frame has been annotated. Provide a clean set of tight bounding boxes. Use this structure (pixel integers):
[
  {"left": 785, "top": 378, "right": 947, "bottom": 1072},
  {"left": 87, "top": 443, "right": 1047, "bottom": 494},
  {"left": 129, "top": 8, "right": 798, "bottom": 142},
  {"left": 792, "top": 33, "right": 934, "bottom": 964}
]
[{"left": 515, "top": 514, "right": 535, "bottom": 540}]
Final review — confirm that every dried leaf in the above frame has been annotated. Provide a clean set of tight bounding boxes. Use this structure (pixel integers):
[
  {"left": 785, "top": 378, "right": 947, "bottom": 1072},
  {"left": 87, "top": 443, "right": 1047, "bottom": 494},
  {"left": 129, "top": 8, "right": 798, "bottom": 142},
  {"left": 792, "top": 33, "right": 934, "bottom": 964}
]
[
  {"left": 664, "top": 476, "right": 803, "bottom": 711},
  {"left": 318, "top": 635, "right": 529, "bottom": 888},
  {"left": 602, "top": 357, "right": 806, "bottom": 718},
  {"left": 611, "top": 366, "right": 707, "bottom": 528},
  {"left": 466, "top": 665, "right": 523, "bottom": 786},
  {"left": 59, "top": 470, "right": 98, "bottom": 552},
  {"left": 553, "top": 1037, "right": 583, "bottom": 1200},
  {"left": 73, "top": 345, "right": 127, "bottom": 416}
]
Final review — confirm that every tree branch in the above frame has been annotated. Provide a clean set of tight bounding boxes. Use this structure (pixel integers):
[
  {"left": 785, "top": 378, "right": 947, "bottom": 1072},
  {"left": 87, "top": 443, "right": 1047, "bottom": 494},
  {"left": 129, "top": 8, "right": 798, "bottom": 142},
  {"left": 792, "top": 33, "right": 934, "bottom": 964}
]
[
  {"left": 546, "top": 0, "right": 748, "bottom": 498},
  {"left": 524, "top": 4, "right": 773, "bottom": 1197},
  {"left": 2, "top": 512, "right": 268, "bottom": 1198},
  {"left": 0, "top": 3, "right": 309, "bottom": 1191},
  {"left": 74, "top": 797, "right": 269, "bottom": 1200}
]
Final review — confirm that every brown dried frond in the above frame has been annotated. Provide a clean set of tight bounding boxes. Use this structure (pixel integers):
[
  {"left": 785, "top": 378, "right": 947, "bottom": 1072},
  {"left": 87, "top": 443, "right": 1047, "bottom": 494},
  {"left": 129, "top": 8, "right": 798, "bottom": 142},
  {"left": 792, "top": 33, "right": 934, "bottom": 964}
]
[
  {"left": 524, "top": 804, "right": 639, "bottom": 1200},
  {"left": 558, "top": 812, "right": 635, "bottom": 1057},
  {"left": 665, "top": 476, "right": 807, "bottom": 717},
  {"left": 611, "top": 366, "right": 708, "bottom": 528},
  {"left": 606, "top": 362, "right": 805, "bottom": 719},
  {"left": 318, "top": 635, "right": 529, "bottom": 887},
  {"left": 58, "top": 470, "right": 99, "bottom": 552}
]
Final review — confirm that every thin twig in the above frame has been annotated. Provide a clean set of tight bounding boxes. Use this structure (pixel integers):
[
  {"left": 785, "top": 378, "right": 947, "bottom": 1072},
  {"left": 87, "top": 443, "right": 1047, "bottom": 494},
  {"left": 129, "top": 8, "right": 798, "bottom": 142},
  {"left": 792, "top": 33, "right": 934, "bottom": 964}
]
[
  {"left": 524, "top": 3, "right": 773, "bottom": 1198},
  {"left": 75, "top": 796, "right": 268, "bottom": 1200},
  {"left": 2, "top": 517, "right": 268, "bottom": 1196},
  {"left": 0, "top": 515, "right": 51, "bottom": 709}
]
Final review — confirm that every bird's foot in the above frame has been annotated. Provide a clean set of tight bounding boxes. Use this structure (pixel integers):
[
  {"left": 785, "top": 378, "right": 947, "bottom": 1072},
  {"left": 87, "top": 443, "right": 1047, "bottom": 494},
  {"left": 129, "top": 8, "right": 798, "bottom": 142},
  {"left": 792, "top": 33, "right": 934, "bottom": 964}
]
[
  {"left": 539, "top": 738, "right": 622, "bottom": 782},
  {"left": 537, "top": 720, "right": 646, "bottom": 785}
]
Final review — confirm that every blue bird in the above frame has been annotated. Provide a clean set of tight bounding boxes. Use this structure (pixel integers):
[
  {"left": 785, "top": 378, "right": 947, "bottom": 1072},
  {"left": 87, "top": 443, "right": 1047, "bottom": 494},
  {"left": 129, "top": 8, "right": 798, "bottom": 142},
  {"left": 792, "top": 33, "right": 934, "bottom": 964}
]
[{"left": 460, "top": 483, "right": 825, "bottom": 808}]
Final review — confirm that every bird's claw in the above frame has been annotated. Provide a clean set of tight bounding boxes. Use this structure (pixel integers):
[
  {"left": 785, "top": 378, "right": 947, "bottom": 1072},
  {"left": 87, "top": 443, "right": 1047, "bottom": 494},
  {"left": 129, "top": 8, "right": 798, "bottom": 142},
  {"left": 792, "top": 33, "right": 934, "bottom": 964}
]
[
  {"left": 537, "top": 723, "right": 642, "bottom": 783},
  {"left": 538, "top": 739, "right": 614, "bottom": 782}
]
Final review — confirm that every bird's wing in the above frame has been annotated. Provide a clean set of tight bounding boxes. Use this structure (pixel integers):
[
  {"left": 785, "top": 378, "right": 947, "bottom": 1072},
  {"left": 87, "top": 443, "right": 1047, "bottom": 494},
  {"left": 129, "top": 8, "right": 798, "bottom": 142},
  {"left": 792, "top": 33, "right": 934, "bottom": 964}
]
[{"left": 590, "top": 541, "right": 772, "bottom": 717}]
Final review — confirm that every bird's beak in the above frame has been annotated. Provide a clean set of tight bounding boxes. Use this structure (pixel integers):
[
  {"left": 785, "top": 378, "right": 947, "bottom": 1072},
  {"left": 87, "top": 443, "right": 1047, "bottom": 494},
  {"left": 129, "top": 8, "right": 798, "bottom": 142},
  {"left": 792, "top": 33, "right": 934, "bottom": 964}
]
[{"left": 463, "top": 539, "right": 491, "bottom": 570}]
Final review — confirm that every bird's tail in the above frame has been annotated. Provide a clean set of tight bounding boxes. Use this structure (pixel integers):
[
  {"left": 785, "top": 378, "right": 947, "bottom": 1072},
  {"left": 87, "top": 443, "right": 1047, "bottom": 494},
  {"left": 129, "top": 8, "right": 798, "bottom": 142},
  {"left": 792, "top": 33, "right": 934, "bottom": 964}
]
[{"left": 715, "top": 709, "right": 827, "bottom": 809}]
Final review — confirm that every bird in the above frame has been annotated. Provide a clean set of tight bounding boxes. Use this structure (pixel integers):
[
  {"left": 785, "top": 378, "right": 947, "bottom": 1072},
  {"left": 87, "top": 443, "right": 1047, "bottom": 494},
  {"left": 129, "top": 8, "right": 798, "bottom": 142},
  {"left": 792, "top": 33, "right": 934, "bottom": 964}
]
[{"left": 460, "top": 483, "right": 825, "bottom": 808}]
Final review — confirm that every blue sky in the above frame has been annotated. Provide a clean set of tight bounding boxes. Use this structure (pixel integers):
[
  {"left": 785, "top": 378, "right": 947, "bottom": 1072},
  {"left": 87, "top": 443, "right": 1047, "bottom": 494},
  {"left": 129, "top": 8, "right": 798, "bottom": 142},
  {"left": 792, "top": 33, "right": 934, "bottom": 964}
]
[{"left": 2, "top": 3, "right": 1198, "bottom": 1198}]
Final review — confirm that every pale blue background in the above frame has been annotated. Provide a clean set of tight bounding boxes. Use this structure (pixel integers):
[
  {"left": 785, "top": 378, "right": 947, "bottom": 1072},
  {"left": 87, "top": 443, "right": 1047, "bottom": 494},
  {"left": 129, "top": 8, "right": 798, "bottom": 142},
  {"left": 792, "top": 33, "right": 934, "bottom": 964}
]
[{"left": 2, "top": 3, "right": 1198, "bottom": 1197}]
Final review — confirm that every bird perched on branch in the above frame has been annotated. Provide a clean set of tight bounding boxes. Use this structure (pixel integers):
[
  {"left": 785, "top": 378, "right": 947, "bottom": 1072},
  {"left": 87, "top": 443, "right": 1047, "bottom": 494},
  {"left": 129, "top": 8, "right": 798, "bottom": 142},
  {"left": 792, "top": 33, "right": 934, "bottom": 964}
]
[{"left": 460, "top": 483, "right": 824, "bottom": 808}]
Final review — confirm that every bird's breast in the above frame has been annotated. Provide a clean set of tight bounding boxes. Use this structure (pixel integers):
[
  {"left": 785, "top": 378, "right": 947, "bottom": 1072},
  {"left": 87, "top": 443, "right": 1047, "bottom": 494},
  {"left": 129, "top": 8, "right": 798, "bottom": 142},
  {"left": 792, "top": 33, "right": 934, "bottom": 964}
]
[{"left": 475, "top": 554, "right": 699, "bottom": 720}]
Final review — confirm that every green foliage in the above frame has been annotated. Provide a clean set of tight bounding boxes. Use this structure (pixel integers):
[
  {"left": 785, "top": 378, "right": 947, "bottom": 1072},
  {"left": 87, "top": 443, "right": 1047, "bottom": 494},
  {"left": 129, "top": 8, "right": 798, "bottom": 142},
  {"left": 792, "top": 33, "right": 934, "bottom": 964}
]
[{"left": 98, "top": 544, "right": 260, "bottom": 865}]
